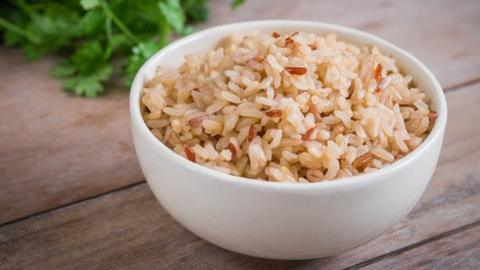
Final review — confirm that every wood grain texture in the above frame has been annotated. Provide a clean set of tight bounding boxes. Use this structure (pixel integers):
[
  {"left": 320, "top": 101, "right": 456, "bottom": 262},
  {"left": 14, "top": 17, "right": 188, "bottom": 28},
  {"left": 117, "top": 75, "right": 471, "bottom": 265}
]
[
  {"left": 1, "top": 0, "right": 480, "bottom": 226},
  {"left": 1, "top": 84, "right": 479, "bottom": 270},
  {"left": 361, "top": 222, "right": 480, "bottom": 270},
  {"left": 0, "top": 50, "right": 144, "bottom": 224}
]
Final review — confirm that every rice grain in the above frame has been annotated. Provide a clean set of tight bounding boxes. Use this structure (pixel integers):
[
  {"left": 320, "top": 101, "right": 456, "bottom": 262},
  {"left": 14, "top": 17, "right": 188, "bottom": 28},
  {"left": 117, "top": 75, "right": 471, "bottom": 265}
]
[{"left": 141, "top": 31, "right": 435, "bottom": 183}]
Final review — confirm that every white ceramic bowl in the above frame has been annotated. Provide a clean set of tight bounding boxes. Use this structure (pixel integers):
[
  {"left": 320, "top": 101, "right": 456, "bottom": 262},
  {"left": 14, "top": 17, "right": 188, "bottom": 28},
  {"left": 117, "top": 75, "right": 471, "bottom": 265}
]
[{"left": 130, "top": 20, "right": 447, "bottom": 260}]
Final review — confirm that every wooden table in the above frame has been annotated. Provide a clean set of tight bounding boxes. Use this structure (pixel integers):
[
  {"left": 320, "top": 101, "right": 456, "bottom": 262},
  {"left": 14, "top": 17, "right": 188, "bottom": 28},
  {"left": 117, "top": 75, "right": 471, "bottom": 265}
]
[{"left": 1, "top": 0, "right": 479, "bottom": 269}]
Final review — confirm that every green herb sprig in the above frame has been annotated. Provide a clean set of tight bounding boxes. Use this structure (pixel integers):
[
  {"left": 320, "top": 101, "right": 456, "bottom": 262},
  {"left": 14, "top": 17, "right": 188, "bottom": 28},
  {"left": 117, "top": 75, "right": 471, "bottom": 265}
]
[{"left": 0, "top": 0, "right": 245, "bottom": 97}]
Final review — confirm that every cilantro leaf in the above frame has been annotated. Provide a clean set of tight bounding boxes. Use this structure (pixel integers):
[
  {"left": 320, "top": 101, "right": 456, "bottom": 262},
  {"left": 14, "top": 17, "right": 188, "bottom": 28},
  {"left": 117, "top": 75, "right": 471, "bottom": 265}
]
[
  {"left": 80, "top": 0, "right": 100, "bottom": 10},
  {"left": 26, "top": 6, "right": 81, "bottom": 56},
  {"left": 54, "top": 41, "right": 113, "bottom": 97},
  {"left": 71, "top": 40, "right": 105, "bottom": 73},
  {"left": 51, "top": 61, "right": 76, "bottom": 78},
  {"left": 77, "top": 9, "right": 105, "bottom": 35},
  {"left": 0, "top": 0, "right": 247, "bottom": 97},
  {"left": 231, "top": 0, "right": 246, "bottom": 9},
  {"left": 125, "top": 41, "right": 162, "bottom": 85},
  {"left": 182, "top": 0, "right": 208, "bottom": 22},
  {"left": 64, "top": 76, "right": 103, "bottom": 98},
  {"left": 158, "top": 0, "right": 185, "bottom": 33},
  {"left": 62, "top": 64, "right": 113, "bottom": 98}
]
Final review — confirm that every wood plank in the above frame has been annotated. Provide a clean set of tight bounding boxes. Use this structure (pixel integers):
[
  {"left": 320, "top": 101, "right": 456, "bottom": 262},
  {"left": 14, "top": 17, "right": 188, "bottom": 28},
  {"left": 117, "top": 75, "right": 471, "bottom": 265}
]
[
  {"left": 208, "top": 0, "right": 480, "bottom": 89},
  {"left": 1, "top": 84, "right": 479, "bottom": 269},
  {"left": 361, "top": 222, "right": 480, "bottom": 270},
  {"left": 1, "top": 0, "right": 480, "bottom": 224},
  {"left": 0, "top": 50, "right": 144, "bottom": 224}
]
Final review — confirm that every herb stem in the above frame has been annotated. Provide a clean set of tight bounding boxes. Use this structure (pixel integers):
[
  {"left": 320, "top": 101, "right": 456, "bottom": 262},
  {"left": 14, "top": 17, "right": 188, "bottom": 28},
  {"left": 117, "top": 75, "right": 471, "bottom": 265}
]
[
  {"left": 100, "top": 1, "right": 139, "bottom": 44},
  {"left": 0, "top": 17, "right": 39, "bottom": 43},
  {"left": 12, "top": 0, "right": 37, "bottom": 19},
  {"left": 104, "top": 16, "right": 113, "bottom": 59}
]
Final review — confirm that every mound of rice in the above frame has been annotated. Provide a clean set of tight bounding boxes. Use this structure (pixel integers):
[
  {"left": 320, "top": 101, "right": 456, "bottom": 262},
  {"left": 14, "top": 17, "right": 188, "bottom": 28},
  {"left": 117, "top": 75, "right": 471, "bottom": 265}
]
[{"left": 140, "top": 31, "right": 436, "bottom": 183}]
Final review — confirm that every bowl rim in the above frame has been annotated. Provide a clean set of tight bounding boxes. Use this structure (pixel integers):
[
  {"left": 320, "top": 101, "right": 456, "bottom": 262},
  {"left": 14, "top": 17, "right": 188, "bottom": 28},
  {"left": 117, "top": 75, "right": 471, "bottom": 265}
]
[{"left": 130, "top": 20, "right": 447, "bottom": 191}]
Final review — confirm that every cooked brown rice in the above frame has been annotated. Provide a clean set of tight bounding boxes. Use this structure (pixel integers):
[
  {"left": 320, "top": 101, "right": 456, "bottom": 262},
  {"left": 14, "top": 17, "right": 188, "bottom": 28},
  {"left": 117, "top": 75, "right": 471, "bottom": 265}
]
[{"left": 141, "top": 31, "right": 436, "bottom": 183}]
